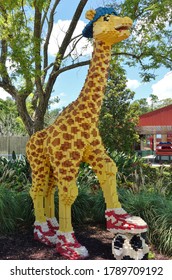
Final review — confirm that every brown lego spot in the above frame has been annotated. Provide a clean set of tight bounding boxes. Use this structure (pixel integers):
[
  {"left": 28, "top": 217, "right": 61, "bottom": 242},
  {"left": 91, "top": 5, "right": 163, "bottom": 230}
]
[
  {"left": 96, "top": 157, "right": 103, "bottom": 162},
  {"left": 88, "top": 81, "right": 95, "bottom": 87},
  {"left": 91, "top": 140, "right": 100, "bottom": 146},
  {"left": 60, "top": 124, "right": 67, "bottom": 131},
  {"left": 91, "top": 117, "right": 97, "bottom": 123},
  {"left": 105, "top": 158, "right": 112, "bottom": 163},
  {"left": 59, "top": 169, "right": 67, "bottom": 175},
  {"left": 52, "top": 138, "right": 60, "bottom": 146},
  {"left": 63, "top": 176, "right": 73, "bottom": 182},
  {"left": 67, "top": 118, "right": 74, "bottom": 125},
  {"left": 88, "top": 102, "right": 96, "bottom": 109},
  {"left": 92, "top": 93, "right": 100, "bottom": 102},
  {"left": 63, "top": 186, "right": 68, "bottom": 192},
  {"left": 91, "top": 129, "right": 98, "bottom": 137},
  {"left": 98, "top": 163, "right": 103, "bottom": 169},
  {"left": 95, "top": 86, "right": 101, "bottom": 92},
  {"left": 62, "top": 160, "right": 73, "bottom": 167},
  {"left": 34, "top": 159, "right": 41, "bottom": 165},
  {"left": 75, "top": 116, "right": 84, "bottom": 123},
  {"left": 63, "top": 133, "right": 73, "bottom": 141},
  {"left": 70, "top": 151, "right": 81, "bottom": 160},
  {"left": 78, "top": 104, "right": 86, "bottom": 110},
  {"left": 92, "top": 162, "right": 97, "bottom": 167},
  {"left": 73, "top": 110, "right": 78, "bottom": 116},
  {"left": 83, "top": 88, "right": 89, "bottom": 95},
  {"left": 30, "top": 144, "right": 36, "bottom": 150},
  {"left": 36, "top": 148, "right": 43, "bottom": 153},
  {"left": 82, "top": 112, "right": 92, "bottom": 118},
  {"left": 94, "top": 149, "right": 102, "bottom": 155},
  {"left": 74, "top": 139, "right": 85, "bottom": 149},
  {"left": 54, "top": 161, "right": 60, "bottom": 166},
  {"left": 71, "top": 126, "right": 79, "bottom": 134},
  {"left": 81, "top": 123, "right": 91, "bottom": 130},
  {"left": 70, "top": 168, "right": 76, "bottom": 173},
  {"left": 88, "top": 155, "right": 94, "bottom": 161},
  {"left": 53, "top": 130, "right": 59, "bottom": 137},
  {"left": 57, "top": 118, "right": 63, "bottom": 125},
  {"left": 81, "top": 132, "right": 90, "bottom": 139},
  {"left": 97, "top": 100, "right": 102, "bottom": 107},
  {"left": 35, "top": 139, "right": 43, "bottom": 146},
  {"left": 48, "top": 126, "right": 55, "bottom": 133},
  {"left": 61, "top": 142, "right": 71, "bottom": 150},
  {"left": 55, "top": 151, "right": 64, "bottom": 160},
  {"left": 38, "top": 167, "right": 45, "bottom": 173},
  {"left": 38, "top": 174, "right": 44, "bottom": 179}
]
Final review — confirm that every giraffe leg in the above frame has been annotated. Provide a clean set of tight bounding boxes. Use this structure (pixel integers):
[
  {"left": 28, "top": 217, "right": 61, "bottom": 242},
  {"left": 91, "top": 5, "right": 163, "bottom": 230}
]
[
  {"left": 44, "top": 169, "right": 59, "bottom": 233},
  {"left": 85, "top": 148, "right": 148, "bottom": 234},
  {"left": 49, "top": 158, "right": 89, "bottom": 260},
  {"left": 29, "top": 167, "right": 58, "bottom": 246},
  {"left": 56, "top": 179, "right": 89, "bottom": 259}
]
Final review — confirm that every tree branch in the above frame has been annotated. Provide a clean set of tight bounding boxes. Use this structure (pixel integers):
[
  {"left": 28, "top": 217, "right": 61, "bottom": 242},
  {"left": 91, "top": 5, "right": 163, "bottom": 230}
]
[
  {"left": 42, "top": 0, "right": 61, "bottom": 81},
  {"left": 53, "top": 59, "right": 90, "bottom": 76},
  {"left": 33, "top": 2, "right": 44, "bottom": 95},
  {"left": 45, "top": 0, "right": 88, "bottom": 100}
]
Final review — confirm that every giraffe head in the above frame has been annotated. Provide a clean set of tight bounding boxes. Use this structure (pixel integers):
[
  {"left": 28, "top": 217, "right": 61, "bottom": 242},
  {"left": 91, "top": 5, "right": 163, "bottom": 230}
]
[{"left": 82, "top": 7, "right": 133, "bottom": 45}]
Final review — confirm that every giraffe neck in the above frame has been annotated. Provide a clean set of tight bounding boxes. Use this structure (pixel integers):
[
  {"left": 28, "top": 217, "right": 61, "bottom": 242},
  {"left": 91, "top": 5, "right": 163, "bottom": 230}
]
[{"left": 78, "top": 40, "right": 111, "bottom": 119}]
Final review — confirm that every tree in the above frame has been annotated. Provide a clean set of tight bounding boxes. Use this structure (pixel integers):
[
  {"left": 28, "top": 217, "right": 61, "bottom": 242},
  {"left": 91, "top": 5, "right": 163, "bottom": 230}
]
[
  {"left": 111, "top": 0, "right": 172, "bottom": 82},
  {"left": 149, "top": 94, "right": 159, "bottom": 110},
  {"left": 132, "top": 96, "right": 172, "bottom": 116},
  {"left": 0, "top": 98, "right": 27, "bottom": 135},
  {"left": 0, "top": 0, "right": 171, "bottom": 136},
  {"left": 99, "top": 60, "right": 139, "bottom": 154},
  {"left": 132, "top": 98, "right": 150, "bottom": 115},
  {"left": 0, "top": 0, "right": 89, "bottom": 136}
]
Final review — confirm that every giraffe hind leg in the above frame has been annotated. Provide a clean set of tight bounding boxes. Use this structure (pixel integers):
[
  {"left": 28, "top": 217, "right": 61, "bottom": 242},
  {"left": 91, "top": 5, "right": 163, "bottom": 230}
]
[
  {"left": 29, "top": 164, "right": 58, "bottom": 246},
  {"left": 56, "top": 177, "right": 89, "bottom": 259},
  {"left": 44, "top": 169, "right": 59, "bottom": 232}
]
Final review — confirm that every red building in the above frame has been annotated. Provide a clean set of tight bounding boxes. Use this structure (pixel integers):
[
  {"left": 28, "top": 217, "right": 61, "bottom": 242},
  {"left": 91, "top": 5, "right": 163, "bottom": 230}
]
[{"left": 136, "top": 104, "right": 172, "bottom": 159}]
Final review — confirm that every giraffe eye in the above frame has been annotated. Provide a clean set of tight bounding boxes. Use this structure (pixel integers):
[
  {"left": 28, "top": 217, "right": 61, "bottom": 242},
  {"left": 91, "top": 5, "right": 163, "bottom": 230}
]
[{"left": 103, "top": 15, "right": 110, "bottom": 21}]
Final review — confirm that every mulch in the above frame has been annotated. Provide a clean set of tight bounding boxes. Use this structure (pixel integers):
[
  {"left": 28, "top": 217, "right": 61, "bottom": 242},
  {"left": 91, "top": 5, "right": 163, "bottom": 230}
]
[{"left": 0, "top": 225, "right": 170, "bottom": 260}]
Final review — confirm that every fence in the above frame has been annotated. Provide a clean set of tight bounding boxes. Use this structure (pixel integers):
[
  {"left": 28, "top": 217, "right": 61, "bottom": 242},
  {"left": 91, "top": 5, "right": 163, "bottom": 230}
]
[{"left": 0, "top": 136, "right": 29, "bottom": 159}]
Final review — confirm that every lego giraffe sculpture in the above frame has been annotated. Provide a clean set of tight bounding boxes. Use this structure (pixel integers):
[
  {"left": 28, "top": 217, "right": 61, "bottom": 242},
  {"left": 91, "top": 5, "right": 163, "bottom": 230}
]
[{"left": 26, "top": 7, "right": 148, "bottom": 260}]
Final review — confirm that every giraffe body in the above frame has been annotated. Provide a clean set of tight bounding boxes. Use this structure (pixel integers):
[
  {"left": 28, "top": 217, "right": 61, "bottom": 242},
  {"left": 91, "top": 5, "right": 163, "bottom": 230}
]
[{"left": 26, "top": 7, "right": 147, "bottom": 259}]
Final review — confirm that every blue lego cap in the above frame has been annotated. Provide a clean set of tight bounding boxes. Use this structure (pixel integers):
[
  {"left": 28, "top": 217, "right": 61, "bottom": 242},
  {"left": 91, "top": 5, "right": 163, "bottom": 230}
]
[{"left": 82, "top": 7, "right": 118, "bottom": 38}]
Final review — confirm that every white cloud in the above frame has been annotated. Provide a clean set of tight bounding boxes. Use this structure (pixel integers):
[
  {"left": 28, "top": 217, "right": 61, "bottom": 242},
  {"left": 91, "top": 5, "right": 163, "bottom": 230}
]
[
  {"left": 48, "top": 20, "right": 93, "bottom": 58},
  {"left": 0, "top": 88, "right": 10, "bottom": 100},
  {"left": 126, "top": 79, "right": 141, "bottom": 90},
  {"left": 151, "top": 71, "right": 172, "bottom": 100}
]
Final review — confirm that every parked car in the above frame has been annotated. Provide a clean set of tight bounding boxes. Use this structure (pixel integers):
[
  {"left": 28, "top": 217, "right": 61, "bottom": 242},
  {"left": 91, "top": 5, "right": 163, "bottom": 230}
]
[{"left": 156, "top": 142, "right": 172, "bottom": 156}]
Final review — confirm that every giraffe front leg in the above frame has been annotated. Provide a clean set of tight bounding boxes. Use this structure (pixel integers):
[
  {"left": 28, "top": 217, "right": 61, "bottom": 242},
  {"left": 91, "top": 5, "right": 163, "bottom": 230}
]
[
  {"left": 86, "top": 150, "right": 148, "bottom": 234},
  {"left": 56, "top": 180, "right": 89, "bottom": 259}
]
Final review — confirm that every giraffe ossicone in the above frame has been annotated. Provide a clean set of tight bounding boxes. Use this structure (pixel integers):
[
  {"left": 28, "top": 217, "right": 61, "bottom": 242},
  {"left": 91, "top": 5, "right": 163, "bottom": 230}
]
[{"left": 26, "top": 6, "right": 148, "bottom": 260}]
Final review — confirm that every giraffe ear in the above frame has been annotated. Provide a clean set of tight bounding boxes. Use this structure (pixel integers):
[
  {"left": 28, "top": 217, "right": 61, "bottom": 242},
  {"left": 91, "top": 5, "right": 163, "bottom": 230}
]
[{"left": 85, "top": 9, "right": 96, "bottom": 20}]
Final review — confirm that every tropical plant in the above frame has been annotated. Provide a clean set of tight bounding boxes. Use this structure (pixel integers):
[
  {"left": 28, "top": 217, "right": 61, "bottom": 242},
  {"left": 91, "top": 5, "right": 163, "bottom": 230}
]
[
  {"left": 0, "top": 154, "right": 31, "bottom": 191},
  {"left": 99, "top": 61, "right": 139, "bottom": 154}
]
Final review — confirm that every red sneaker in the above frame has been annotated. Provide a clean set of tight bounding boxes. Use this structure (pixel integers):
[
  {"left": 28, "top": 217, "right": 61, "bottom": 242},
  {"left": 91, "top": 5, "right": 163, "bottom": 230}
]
[
  {"left": 34, "top": 222, "right": 57, "bottom": 246},
  {"left": 56, "top": 232, "right": 89, "bottom": 260},
  {"left": 105, "top": 208, "right": 148, "bottom": 234}
]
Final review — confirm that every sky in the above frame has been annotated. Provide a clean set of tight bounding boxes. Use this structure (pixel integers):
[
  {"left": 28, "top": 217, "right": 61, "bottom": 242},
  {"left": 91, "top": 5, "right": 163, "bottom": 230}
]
[{"left": 0, "top": 0, "right": 172, "bottom": 109}]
